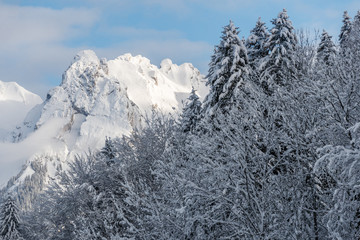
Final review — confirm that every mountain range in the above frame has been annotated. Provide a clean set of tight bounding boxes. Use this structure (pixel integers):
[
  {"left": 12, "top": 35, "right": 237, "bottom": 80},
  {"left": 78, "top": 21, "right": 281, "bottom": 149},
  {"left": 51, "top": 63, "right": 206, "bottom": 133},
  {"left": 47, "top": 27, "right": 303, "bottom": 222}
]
[{"left": 0, "top": 50, "right": 206, "bottom": 200}]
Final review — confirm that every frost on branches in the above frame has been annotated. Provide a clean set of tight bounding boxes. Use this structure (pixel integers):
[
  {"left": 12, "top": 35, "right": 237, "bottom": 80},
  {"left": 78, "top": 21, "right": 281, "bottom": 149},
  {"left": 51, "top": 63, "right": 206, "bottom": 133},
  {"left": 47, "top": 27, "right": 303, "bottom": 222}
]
[
  {"left": 339, "top": 11, "right": 352, "bottom": 49},
  {"left": 203, "top": 20, "right": 248, "bottom": 117},
  {"left": 0, "top": 197, "right": 24, "bottom": 240},
  {"left": 246, "top": 17, "right": 270, "bottom": 68},
  {"left": 261, "top": 8, "right": 297, "bottom": 88},
  {"left": 317, "top": 30, "right": 336, "bottom": 65},
  {"left": 8, "top": 8, "right": 360, "bottom": 240},
  {"left": 180, "top": 87, "right": 201, "bottom": 133}
]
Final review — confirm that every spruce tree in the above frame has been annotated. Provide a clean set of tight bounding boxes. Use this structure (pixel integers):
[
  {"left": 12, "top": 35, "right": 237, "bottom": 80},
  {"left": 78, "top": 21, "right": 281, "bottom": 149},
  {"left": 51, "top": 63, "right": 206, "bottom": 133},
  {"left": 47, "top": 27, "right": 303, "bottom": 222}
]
[
  {"left": 317, "top": 30, "right": 336, "bottom": 65},
  {"left": 180, "top": 88, "right": 201, "bottom": 133},
  {"left": 101, "top": 137, "right": 117, "bottom": 161},
  {"left": 339, "top": 11, "right": 352, "bottom": 49},
  {"left": 261, "top": 9, "right": 297, "bottom": 88},
  {"left": 203, "top": 20, "right": 248, "bottom": 117},
  {"left": 349, "top": 10, "right": 360, "bottom": 53},
  {"left": 0, "top": 197, "right": 23, "bottom": 240},
  {"left": 246, "top": 17, "right": 270, "bottom": 67}
]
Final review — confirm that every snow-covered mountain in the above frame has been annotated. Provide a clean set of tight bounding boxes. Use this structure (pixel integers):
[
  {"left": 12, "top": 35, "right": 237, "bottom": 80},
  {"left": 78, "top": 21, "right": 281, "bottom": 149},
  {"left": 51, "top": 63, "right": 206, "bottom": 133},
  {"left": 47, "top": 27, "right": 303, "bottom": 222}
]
[
  {"left": 0, "top": 80, "right": 41, "bottom": 103},
  {"left": 0, "top": 80, "right": 42, "bottom": 140},
  {"left": 0, "top": 50, "right": 206, "bottom": 200}
]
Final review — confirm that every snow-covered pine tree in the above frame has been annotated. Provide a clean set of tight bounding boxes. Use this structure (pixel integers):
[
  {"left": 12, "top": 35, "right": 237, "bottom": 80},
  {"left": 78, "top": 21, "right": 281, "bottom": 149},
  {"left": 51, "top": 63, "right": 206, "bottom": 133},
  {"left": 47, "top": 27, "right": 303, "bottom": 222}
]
[
  {"left": 339, "top": 11, "right": 352, "bottom": 49},
  {"left": 180, "top": 88, "right": 201, "bottom": 133},
  {"left": 261, "top": 9, "right": 297, "bottom": 88},
  {"left": 314, "top": 126, "right": 360, "bottom": 239},
  {"left": 246, "top": 17, "right": 270, "bottom": 67},
  {"left": 202, "top": 20, "right": 248, "bottom": 117},
  {"left": 316, "top": 21, "right": 360, "bottom": 147},
  {"left": 75, "top": 157, "right": 143, "bottom": 240},
  {"left": 101, "top": 137, "right": 117, "bottom": 161},
  {"left": 353, "top": 10, "right": 360, "bottom": 32},
  {"left": 317, "top": 30, "right": 336, "bottom": 65},
  {"left": 349, "top": 10, "right": 360, "bottom": 53},
  {"left": 0, "top": 196, "right": 24, "bottom": 240},
  {"left": 311, "top": 12, "right": 360, "bottom": 238}
]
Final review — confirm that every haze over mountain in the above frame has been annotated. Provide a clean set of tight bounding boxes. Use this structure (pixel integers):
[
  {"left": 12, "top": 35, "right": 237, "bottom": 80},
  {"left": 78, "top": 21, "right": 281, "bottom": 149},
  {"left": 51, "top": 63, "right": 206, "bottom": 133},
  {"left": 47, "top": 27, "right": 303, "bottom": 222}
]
[
  {"left": 0, "top": 80, "right": 42, "bottom": 140},
  {"left": 0, "top": 50, "right": 206, "bottom": 190},
  {"left": 2, "top": 5, "right": 360, "bottom": 239}
]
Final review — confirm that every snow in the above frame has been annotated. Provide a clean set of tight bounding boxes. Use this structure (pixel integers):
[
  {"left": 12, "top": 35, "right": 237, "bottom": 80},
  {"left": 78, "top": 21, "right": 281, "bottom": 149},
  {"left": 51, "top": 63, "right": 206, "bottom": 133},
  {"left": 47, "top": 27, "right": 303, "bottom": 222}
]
[
  {"left": 107, "top": 53, "right": 206, "bottom": 113},
  {"left": 0, "top": 80, "right": 42, "bottom": 104},
  {"left": 0, "top": 50, "right": 206, "bottom": 188},
  {"left": 0, "top": 81, "right": 42, "bottom": 140},
  {"left": 0, "top": 118, "right": 68, "bottom": 188}
]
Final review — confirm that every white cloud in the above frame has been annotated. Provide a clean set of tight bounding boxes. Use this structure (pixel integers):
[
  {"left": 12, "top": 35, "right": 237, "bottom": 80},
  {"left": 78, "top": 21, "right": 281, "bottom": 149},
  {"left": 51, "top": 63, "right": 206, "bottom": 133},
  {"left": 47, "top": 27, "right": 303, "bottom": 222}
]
[
  {"left": 101, "top": 26, "right": 183, "bottom": 40},
  {"left": 0, "top": 118, "right": 68, "bottom": 188},
  {"left": 0, "top": 4, "right": 98, "bottom": 48},
  {"left": 0, "top": 4, "right": 99, "bottom": 97},
  {"left": 0, "top": 44, "right": 85, "bottom": 98},
  {"left": 0, "top": 2, "right": 213, "bottom": 98},
  {"left": 96, "top": 26, "right": 213, "bottom": 72}
]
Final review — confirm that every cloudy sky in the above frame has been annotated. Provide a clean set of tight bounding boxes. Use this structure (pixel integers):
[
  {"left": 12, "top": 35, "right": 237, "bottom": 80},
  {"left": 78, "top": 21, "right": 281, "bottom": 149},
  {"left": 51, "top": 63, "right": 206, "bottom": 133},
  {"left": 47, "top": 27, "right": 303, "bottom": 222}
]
[{"left": 0, "top": 0, "right": 359, "bottom": 98}]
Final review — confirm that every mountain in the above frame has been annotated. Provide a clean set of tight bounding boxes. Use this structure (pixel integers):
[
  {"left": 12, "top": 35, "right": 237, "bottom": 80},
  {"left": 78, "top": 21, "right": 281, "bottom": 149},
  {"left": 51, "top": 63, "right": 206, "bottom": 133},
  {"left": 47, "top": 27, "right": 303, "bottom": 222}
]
[
  {"left": 0, "top": 80, "right": 42, "bottom": 141},
  {"left": 0, "top": 50, "right": 206, "bottom": 206},
  {"left": 0, "top": 81, "right": 42, "bottom": 188},
  {"left": 13, "top": 50, "right": 206, "bottom": 146}
]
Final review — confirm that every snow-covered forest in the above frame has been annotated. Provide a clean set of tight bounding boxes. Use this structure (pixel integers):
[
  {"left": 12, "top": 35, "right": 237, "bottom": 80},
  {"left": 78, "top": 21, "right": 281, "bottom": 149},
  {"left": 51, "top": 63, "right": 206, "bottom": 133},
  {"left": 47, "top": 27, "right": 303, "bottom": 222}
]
[{"left": 2, "top": 8, "right": 360, "bottom": 239}]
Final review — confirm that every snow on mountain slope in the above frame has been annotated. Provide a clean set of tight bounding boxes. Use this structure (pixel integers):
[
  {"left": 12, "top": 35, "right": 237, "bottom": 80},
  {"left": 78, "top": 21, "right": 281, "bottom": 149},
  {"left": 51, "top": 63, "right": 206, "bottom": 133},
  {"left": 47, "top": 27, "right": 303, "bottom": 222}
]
[
  {"left": 14, "top": 50, "right": 144, "bottom": 156},
  {"left": 0, "top": 81, "right": 42, "bottom": 140},
  {"left": 0, "top": 118, "right": 68, "bottom": 188},
  {"left": 1, "top": 50, "right": 206, "bottom": 191},
  {"left": 0, "top": 80, "right": 41, "bottom": 104},
  {"left": 107, "top": 54, "right": 206, "bottom": 113}
]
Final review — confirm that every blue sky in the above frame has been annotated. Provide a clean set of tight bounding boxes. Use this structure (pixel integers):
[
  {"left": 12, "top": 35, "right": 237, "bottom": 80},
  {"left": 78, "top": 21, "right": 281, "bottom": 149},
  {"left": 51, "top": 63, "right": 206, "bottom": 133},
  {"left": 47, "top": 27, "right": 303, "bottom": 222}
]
[{"left": 0, "top": 0, "right": 359, "bottom": 98}]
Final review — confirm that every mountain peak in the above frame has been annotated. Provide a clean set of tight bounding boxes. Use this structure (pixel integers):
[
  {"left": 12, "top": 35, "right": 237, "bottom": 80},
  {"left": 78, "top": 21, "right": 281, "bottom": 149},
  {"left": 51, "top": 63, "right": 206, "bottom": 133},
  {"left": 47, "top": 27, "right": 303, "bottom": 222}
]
[
  {"left": 2, "top": 50, "right": 207, "bottom": 192},
  {"left": 0, "top": 80, "right": 42, "bottom": 104},
  {"left": 160, "top": 58, "right": 173, "bottom": 69},
  {"left": 72, "top": 50, "right": 99, "bottom": 65},
  {"left": 116, "top": 53, "right": 152, "bottom": 66}
]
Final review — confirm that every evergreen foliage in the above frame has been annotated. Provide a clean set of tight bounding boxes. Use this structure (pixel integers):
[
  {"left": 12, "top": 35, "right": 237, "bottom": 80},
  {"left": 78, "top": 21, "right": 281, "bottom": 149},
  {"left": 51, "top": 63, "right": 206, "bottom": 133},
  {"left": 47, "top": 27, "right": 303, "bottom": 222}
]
[
  {"left": 203, "top": 20, "right": 248, "bottom": 116},
  {"left": 246, "top": 17, "right": 270, "bottom": 67},
  {"left": 317, "top": 30, "right": 336, "bottom": 65},
  {"left": 261, "top": 9, "right": 297, "bottom": 88},
  {"left": 339, "top": 11, "right": 352, "bottom": 48},
  {"left": 0, "top": 197, "right": 23, "bottom": 240},
  {"left": 349, "top": 11, "right": 360, "bottom": 53},
  {"left": 179, "top": 88, "right": 201, "bottom": 133},
  {"left": 11, "top": 9, "right": 360, "bottom": 240}
]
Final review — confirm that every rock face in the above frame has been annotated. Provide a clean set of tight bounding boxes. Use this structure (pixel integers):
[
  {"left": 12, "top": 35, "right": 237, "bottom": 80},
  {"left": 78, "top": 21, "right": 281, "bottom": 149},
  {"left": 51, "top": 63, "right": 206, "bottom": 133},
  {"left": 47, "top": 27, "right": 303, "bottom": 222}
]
[
  {"left": 17, "top": 51, "right": 143, "bottom": 152},
  {"left": 14, "top": 50, "right": 206, "bottom": 147},
  {"left": 1, "top": 50, "right": 206, "bottom": 206}
]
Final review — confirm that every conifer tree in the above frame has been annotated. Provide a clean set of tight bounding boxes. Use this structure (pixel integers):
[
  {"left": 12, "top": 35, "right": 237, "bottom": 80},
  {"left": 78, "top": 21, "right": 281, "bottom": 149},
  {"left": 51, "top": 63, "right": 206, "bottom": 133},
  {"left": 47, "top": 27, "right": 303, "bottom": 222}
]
[
  {"left": 203, "top": 20, "right": 248, "bottom": 117},
  {"left": 261, "top": 9, "right": 297, "bottom": 88},
  {"left": 0, "top": 197, "right": 23, "bottom": 240},
  {"left": 180, "top": 88, "right": 201, "bottom": 133},
  {"left": 339, "top": 11, "right": 352, "bottom": 49},
  {"left": 246, "top": 17, "right": 270, "bottom": 67},
  {"left": 101, "top": 137, "right": 117, "bottom": 161},
  {"left": 317, "top": 30, "right": 336, "bottom": 65},
  {"left": 349, "top": 10, "right": 360, "bottom": 53},
  {"left": 353, "top": 10, "right": 360, "bottom": 32}
]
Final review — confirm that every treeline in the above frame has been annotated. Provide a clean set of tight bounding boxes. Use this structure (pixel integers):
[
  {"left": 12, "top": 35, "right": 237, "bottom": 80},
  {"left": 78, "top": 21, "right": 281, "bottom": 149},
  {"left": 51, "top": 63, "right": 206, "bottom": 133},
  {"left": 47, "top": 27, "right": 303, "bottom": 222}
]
[{"left": 2, "top": 8, "right": 360, "bottom": 239}]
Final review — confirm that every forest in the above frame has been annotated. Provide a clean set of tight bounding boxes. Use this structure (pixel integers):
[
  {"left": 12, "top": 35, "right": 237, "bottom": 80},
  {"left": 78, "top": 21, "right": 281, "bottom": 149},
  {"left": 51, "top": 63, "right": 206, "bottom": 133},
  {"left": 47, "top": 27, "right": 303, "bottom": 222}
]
[{"left": 2, "top": 8, "right": 360, "bottom": 240}]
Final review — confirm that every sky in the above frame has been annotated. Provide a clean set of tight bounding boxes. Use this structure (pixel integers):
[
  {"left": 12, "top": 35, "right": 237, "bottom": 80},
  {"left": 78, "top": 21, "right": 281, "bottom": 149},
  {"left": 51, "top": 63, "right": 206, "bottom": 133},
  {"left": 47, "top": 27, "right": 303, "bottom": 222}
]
[{"left": 0, "top": 0, "right": 359, "bottom": 98}]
